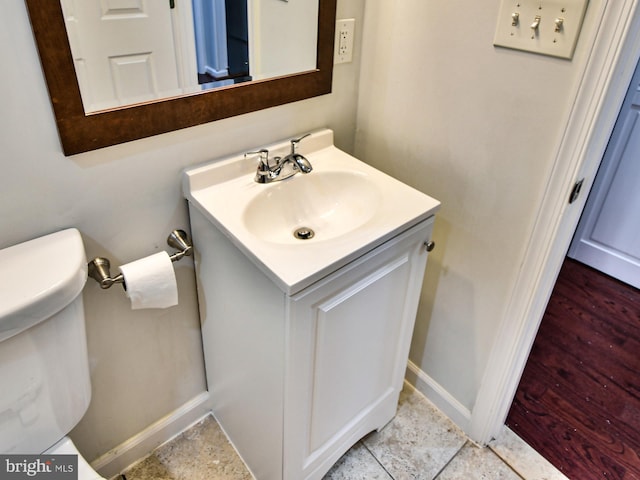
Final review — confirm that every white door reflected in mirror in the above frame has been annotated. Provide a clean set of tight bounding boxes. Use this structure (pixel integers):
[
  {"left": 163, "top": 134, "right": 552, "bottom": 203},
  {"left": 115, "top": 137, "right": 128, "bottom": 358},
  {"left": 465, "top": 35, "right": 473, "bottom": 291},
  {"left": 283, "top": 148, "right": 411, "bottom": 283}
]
[{"left": 60, "top": 0, "right": 319, "bottom": 114}]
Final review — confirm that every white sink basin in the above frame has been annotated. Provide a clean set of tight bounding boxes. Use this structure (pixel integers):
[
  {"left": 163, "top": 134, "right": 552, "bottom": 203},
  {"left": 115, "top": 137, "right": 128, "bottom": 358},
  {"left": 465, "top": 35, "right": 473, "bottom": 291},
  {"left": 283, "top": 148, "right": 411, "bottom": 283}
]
[
  {"left": 243, "top": 170, "right": 381, "bottom": 244},
  {"left": 183, "top": 129, "right": 440, "bottom": 294}
]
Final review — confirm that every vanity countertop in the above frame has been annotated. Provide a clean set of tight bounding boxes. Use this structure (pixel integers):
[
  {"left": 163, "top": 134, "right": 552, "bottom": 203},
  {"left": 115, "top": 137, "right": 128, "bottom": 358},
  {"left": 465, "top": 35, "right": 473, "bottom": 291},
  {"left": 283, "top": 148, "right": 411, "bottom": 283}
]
[{"left": 183, "top": 129, "right": 440, "bottom": 295}]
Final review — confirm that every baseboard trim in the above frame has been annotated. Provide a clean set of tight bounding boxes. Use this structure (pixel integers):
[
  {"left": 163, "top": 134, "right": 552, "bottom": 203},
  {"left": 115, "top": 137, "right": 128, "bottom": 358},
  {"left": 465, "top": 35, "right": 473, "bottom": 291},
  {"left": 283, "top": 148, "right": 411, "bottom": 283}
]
[
  {"left": 405, "top": 360, "right": 471, "bottom": 432},
  {"left": 91, "top": 391, "right": 211, "bottom": 479}
]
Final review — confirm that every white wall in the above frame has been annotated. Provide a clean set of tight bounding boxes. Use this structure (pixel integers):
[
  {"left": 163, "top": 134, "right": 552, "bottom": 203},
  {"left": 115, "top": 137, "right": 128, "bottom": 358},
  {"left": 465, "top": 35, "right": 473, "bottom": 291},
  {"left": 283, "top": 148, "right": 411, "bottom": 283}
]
[
  {"left": 0, "top": 0, "right": 364, "bottom": 463},
  {"left": 355, "top": 0, "right": 608, "bottom": 417}
]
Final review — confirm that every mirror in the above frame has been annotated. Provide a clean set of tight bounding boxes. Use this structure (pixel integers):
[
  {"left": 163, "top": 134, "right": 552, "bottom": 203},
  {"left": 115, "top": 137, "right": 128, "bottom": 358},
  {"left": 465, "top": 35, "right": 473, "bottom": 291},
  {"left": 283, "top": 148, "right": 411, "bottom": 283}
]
[
  {"left": 25, "top": 0, "right": 336, "bottom": 155},
  {"left": 60, "top": 0, "right": 320, "bottom": 113}
]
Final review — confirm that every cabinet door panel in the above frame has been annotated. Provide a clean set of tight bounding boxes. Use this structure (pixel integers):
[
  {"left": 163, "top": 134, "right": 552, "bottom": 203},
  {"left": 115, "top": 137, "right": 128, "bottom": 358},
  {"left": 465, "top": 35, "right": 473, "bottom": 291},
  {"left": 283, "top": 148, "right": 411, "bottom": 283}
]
[
  {"left": 310, "top": 255, "right": 411, "bottom": 450},
  {"left": 284, "top": 219, "right": 434, "bottom": 480}
]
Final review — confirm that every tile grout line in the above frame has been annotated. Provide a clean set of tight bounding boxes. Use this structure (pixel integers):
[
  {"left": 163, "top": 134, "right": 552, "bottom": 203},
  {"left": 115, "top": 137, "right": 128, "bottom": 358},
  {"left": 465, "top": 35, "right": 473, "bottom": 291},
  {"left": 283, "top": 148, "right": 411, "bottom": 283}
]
[
  {"left": 486, "top": 445, "right": 527, "bottom": 480},
  {"left": 431, "top": 440, "right": 469, "bottom": 480},
  {"left": 360, "top": 440, "right": 396, "bottom": 480}
]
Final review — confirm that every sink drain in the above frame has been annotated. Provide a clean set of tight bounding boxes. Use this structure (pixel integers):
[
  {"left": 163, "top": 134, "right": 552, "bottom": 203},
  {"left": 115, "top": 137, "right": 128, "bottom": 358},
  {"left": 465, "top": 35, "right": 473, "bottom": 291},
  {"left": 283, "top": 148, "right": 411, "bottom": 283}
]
[{"left": 293, "top": 227, "right": 315, "bottom": 240}]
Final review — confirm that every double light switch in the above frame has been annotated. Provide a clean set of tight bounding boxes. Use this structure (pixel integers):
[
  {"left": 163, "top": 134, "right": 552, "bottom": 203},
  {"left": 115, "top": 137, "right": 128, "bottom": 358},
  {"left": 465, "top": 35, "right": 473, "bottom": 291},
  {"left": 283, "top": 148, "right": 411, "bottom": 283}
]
[{"left": 494, "top": 0, "right": 588, "bottom": 59}]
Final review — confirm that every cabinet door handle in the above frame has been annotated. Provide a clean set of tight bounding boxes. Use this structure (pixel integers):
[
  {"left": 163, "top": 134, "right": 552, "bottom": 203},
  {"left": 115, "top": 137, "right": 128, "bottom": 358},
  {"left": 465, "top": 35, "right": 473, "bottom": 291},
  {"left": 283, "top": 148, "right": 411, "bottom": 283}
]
[{"left": 424, "top": 241, "right": 435, "bottom": 252}]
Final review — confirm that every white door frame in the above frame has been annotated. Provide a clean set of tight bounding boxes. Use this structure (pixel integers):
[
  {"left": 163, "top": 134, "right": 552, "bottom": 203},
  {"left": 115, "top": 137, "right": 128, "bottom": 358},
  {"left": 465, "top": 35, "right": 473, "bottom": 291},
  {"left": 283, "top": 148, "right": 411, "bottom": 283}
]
[
  {"left": 568, "top": 57, "right": 640, "bottom": 289},
  {"left": 192, "top": 0, "right": 229, "bottom": 78},
  {"left": 469, "top": 0, "right": 640, "bottom": 444}
]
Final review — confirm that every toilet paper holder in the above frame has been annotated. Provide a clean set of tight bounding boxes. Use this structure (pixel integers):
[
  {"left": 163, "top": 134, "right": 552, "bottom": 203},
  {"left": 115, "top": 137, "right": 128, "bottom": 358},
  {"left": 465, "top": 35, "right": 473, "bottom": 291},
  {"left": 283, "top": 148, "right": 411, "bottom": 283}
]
[{"left": 88, "top": 229, "right": 193, "bottom": 289}]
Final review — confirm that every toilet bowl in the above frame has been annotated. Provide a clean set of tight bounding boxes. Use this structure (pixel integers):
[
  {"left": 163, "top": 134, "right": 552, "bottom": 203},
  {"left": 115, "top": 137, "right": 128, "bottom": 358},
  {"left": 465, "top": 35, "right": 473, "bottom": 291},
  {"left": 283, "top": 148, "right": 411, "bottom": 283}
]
[
  {"left": 46, "top": 438, "right": 105, "bottom": 480},
  {"left": 0, "top": 229, "right": 105, "bottom": 480}
]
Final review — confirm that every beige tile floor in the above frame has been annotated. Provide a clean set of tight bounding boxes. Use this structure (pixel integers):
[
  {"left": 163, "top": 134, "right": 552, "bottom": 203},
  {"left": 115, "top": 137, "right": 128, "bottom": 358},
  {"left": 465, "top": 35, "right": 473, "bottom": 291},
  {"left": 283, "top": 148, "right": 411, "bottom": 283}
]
[{"left": 117, "top": 383, "right": 567, "bottom": 480}]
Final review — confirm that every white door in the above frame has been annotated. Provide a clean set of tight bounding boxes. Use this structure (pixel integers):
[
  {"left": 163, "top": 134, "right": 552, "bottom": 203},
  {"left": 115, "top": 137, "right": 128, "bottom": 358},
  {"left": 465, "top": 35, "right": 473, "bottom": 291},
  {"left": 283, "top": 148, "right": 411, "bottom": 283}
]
[
  {"left": 60, "top": 0, "right": 189, "bottom": 112},
  {"left": 568, "top": 57, "right": 640, "bottom": 289}
]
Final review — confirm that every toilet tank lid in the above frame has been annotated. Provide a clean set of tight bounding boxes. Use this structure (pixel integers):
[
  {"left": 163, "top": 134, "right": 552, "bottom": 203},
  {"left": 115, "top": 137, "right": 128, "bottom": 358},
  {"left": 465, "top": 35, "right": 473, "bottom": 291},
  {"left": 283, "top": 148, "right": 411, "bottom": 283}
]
[{"left": 0, "top": 229, "right": 87, "bottom": 343}]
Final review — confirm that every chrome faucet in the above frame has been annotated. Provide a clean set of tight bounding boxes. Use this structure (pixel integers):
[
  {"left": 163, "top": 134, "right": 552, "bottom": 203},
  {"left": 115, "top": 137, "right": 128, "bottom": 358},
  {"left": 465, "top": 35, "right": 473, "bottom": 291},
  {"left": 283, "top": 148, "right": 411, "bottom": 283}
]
[
  {"left": 247, "top": 134, "right": 313, "bottom": 183},
  {"left": 281, "top": 133, "right": 313, "bottom": 174}
]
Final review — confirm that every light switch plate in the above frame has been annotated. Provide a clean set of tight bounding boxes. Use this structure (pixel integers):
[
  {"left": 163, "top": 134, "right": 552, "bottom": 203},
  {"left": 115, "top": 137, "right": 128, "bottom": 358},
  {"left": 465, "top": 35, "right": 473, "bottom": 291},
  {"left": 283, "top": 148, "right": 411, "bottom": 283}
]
[{"left": 493, "top": 0, "right": 589, "bottom": 59}]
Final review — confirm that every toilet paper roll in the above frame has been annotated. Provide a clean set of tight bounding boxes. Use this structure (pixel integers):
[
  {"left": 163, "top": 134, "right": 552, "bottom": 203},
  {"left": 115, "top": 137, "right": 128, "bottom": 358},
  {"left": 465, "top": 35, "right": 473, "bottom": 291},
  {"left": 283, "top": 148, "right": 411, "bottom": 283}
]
[{"left": 118, "top": 252, "right": 178, "bottom": 310}]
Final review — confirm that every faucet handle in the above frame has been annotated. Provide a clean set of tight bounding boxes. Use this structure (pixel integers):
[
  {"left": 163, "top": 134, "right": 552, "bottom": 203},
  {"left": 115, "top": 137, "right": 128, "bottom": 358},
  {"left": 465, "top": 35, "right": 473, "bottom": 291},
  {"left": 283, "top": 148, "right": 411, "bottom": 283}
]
[
  {"left": 290, "top": 133, "right": 311, "bottom": 153},
  {"left": 246, "top": 149, "right": 274, "bottom": 183},
  {"left": 245, "top": 148, "right": 270, "bottom": 168}
]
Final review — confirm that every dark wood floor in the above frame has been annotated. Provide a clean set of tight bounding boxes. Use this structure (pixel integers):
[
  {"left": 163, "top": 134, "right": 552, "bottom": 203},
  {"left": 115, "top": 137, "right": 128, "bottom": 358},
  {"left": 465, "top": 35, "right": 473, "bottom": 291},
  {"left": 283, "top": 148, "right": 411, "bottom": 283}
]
[{"left": 507, "top": 258, "right": 640, "bottom": 480}]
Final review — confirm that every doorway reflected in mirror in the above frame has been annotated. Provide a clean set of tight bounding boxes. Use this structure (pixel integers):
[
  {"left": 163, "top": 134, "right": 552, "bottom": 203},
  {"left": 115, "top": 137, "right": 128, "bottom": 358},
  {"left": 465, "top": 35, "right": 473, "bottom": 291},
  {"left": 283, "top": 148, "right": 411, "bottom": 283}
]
[{"left": 194, "top": 0, "right": 251, "bottom": 90}]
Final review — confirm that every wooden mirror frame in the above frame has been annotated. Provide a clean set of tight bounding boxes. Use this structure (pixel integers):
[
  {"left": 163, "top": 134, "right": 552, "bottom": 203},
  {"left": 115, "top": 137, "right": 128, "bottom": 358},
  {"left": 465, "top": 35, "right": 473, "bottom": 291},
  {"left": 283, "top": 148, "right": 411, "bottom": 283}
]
[{"left": 25, "top": 0, "right": 337, "bottom": 155}]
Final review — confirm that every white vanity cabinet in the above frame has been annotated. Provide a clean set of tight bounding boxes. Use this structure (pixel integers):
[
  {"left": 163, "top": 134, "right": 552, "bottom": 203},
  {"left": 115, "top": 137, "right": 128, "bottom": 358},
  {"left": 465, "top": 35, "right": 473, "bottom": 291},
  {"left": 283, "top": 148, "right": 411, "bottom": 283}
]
[{"left": 188, "top": 207, "right": 435, "bottom": 480}]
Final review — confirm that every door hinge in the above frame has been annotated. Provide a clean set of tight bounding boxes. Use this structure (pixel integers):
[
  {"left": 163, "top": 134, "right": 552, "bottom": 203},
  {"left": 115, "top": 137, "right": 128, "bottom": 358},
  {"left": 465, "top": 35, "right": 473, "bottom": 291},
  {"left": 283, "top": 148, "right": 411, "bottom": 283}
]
[
  {"left": 569, "top": 178, "right": 584, "bottom": 204},
  {"left": 169, "top": 0, "right": 175, "bottom": 8}
]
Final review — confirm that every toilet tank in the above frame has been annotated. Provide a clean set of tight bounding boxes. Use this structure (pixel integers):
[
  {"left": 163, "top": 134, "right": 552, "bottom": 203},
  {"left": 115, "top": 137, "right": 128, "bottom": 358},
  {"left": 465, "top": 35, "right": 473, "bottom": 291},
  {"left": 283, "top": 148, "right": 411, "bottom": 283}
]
[{"left": 0, "top": 229, "right": 92, "bottom": 454}]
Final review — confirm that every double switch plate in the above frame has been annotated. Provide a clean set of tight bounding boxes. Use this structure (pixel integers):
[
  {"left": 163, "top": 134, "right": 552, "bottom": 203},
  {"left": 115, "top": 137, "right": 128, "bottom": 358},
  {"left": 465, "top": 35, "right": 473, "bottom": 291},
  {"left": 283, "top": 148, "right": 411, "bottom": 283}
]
[{"left": 494, "top": 0, "right": 589, "bottom": 59}]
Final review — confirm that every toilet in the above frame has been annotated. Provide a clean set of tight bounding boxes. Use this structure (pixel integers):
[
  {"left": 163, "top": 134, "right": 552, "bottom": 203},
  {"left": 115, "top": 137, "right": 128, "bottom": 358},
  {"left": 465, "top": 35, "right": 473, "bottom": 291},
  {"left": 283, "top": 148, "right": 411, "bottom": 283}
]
[{"left": 0, "top": 228, "right": 105, "bottom": 479}]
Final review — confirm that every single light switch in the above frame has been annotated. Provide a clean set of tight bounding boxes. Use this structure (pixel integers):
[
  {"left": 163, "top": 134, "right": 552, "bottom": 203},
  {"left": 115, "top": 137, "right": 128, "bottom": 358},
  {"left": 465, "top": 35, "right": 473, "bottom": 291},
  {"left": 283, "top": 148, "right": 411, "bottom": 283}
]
[
  {"left": 493, "top": 0, "right": 589, "bottom": 59},
  {"left": 531, "top": 15, "right": 541, "bottom": 34}
]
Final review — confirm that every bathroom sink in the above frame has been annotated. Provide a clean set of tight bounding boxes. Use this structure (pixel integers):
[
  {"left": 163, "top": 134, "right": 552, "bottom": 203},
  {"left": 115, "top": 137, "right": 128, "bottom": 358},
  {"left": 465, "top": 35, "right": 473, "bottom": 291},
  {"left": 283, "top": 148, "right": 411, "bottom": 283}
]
[
  {"left": 183, "top": 129, "right": 440, "bottom": 294},
  {"left": 242, "top": 170, "right": 381, "bottom": 244}
]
